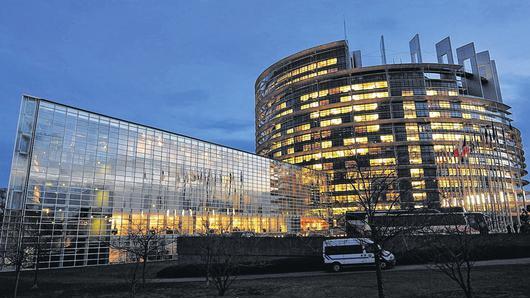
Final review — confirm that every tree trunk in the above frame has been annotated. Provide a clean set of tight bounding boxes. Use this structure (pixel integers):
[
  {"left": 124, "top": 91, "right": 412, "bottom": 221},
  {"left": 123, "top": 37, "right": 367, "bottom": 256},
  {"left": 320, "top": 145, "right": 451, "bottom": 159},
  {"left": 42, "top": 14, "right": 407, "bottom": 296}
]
[
  {"left": 13, "top": 263, "right": 22, "bottom": 298},
  {"left": 142, "top": 258, "right": 147, "bottom": 285},
  {"left": 32, "top": 247, "right": 40, "bottom": 289},
  {"left": 130, "top": 260, "right": 140, "bottom": 298},
  {"left": 32, "top": 262, "right": 39, "bottom": 289},
  {"left": 374, "top": 253, "right": 385, "bottom": 298},
  {"left": 218, "top": 287, "right": 226, "bottom": 296},
  {"left": 464, "top": 288, "right": 473, "bottom": 298},
  {"left": 371, "top": 227, "right": 385, "bottom": 298}
]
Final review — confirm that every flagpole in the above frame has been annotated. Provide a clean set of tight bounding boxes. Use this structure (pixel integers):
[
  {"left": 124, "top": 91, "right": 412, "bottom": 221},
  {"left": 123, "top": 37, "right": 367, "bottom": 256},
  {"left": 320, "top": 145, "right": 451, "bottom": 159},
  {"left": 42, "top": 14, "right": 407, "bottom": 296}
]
[
  {"left": 488, "top": 124, "right": 508, "bottom": 232},
  {"left": 505, "top": 124, "right": 524, "bottom": 228},
  {"left": 492, "top": 123, "right": 514, "bottom": 230},
  {"left": 453, "top": 140, "right": 466, "bottom": 211},
  {"left": 463, "top": 134, "right": 476, "bottom": 212},
  {"left": 488, "top": 125, "right": 505, "bottom": 232},
  {"left": 480, "top": 125, "right": 500, "bottom": 232}
]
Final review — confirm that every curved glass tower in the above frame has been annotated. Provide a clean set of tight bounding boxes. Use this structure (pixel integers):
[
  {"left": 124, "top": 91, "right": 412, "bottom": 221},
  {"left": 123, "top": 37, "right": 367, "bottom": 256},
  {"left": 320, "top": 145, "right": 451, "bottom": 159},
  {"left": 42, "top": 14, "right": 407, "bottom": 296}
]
[{"left": 255, "top": 38, "right": 527, "bottom": 232}]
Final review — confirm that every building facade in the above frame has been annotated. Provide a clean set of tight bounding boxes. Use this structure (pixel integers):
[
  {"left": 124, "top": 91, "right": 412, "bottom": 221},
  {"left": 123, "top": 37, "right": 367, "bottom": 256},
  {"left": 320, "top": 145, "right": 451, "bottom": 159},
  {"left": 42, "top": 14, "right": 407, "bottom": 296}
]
[
  {"left": 0, "top": 96, "right": 328, "bottom": 269},
  {"left": 256, "top": 37, "right": 527, "bottom": 232}
]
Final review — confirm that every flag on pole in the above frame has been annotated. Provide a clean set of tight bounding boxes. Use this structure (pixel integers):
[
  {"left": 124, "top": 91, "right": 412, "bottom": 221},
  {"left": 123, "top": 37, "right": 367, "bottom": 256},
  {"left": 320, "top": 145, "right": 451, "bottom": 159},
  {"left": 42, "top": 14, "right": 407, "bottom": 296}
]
[{"left": 453, "top": 138, "right": 471, "bottom": 162}]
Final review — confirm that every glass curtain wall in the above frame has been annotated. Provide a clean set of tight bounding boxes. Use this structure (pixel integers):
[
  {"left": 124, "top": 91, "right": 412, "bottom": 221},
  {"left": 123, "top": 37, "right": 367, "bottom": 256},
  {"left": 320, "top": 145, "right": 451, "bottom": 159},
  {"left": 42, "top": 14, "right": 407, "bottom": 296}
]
[{"left": 0, "top": 96, "right": 328, "bottom": 269}]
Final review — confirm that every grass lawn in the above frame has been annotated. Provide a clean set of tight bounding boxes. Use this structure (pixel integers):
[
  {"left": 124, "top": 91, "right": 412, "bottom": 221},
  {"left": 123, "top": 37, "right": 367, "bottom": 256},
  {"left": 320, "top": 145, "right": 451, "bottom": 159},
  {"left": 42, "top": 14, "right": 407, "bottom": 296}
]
[{"left": 0, "top": 263, "right": 529, "bottom": 297}]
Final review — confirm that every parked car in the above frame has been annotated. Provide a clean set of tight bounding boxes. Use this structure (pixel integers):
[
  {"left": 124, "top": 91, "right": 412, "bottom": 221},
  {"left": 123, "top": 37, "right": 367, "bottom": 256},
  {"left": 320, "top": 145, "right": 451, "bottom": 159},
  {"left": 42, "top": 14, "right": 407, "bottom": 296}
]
[
  {"left": 229, "top": 231, "right": 256, "bottom": 237},
  {"left": 323, "top": 238, "right": 395, "bottom": 272}
]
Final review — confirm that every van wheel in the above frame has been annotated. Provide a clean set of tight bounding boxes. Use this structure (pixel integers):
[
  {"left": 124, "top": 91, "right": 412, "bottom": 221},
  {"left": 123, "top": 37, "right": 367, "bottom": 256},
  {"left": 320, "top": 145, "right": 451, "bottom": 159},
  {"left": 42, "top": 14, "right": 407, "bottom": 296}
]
[
  {"left": 331, "top": 263, "right": 341, "bottom": 272},
  {"left": 379, "top": 261, "right": 387, "bottom": 270}
]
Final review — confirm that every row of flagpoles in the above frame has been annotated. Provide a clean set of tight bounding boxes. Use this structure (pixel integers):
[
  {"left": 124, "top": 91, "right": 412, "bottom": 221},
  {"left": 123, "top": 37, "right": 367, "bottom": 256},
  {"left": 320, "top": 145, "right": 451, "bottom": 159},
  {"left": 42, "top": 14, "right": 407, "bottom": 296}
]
[{"left": 436, "top": 121, "right": 524, "bottom": 233}]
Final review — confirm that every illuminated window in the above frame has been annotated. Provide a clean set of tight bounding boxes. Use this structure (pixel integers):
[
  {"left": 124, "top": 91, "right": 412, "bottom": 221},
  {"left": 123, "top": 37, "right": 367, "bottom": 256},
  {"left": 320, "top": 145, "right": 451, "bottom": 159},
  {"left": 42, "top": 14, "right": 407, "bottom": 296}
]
[
  {"left": 282, "top": 138, "right": 294, "bottom": 146},
  {"left": 403, "top": 101, "right": 416, "bottom": 119},
  {"left": 341, "top": 92, "right": 388, "bottom": 102},
  {"left": 409, "top": 145, "right": 422, "bottom": 164},
  {"left": 321, "top": 141, "right": 332, "bottom": 149},
  {"left": 431, "top": 122, "right": 463, "bottom": 130},
  {"left": 406, "top": 124, "right": 419, "bottom": 141},
  {"left": 370, "top": 158, "right": 396, "bottom": 166},
  {"left": 344, "top": 137, "right": 368, "bottom": 146},
  {"left": 323, "top": 163, "right": 333, "bottom": 170},
  {"left": 352, "top": 81, "right": 387, "bottom": 91},
  {"left": 410, "top": 168, "right": 423, "bottom": 178},
  {"left": 439, "top": 101, "right": 450, "bottom": 109},
  {"left": 320, "top": 118, "right": 342, "bottom": 127},
  {"left": 411, "top": 180, "right": 425, "bottom": 189},
  {"left": 429, "top": 111, "right": 441, "bottom": 118},
  {"left": 413, "top": 192, "right": 426, "bottom": 201},
  {"left": 287, "top": 147, "right": 294, "bottom": 154},
  {"left": 402, "top": 90, "right": 414, "bottom": 96},
  {"left": 367, "top": 125, "right": 380, "bottom": 132},
  {"left": 301, "top": 102, "right": 319, "bottom": 110},
  {"left": 353, "top": 103, "right": 378, "bottom": 111},
  {"left": 294, "top": 134, "right": 311, "bottom": 142},
  {"left": 295, "top": 124, "right": 311, "bottom": 132},
  {"left": 432, "top": 133, "right": 463, "bottom": 141},
  {"left": 380, "top": 135, "right": 394, "bottom": 143},
  {"left": 426, "top": 89, "right": 438, "bottom": 96},
  {"left": 354, "top": 114, "right": 379, "bottom": 122},
  {"left": 356, "top": 148, "right": 369, "bottom": 155}
]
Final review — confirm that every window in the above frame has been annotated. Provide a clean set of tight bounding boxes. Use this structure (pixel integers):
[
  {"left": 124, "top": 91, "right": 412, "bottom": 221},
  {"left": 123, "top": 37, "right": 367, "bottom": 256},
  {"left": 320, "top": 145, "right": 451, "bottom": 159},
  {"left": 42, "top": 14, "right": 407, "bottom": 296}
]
[
  {"left": 367, "top": 125, "right": 380, "bottom": 133},
  {"left": 18, "top": 135, "right": 31, "bottom": 154},
  {"left": 321, "top": 141, "right": 332, "bottom": 149},
  {"left": 320, "top": 118, "right": 342, "bottom": 127},
  {"left": 354, "top": 114, "right": 379, "bottom": 122},
  {"left": 380, "top": 135, "right": 394, "bottom": 143},
  {"left": 324, "top": 245, "right": 364, "bottom": 255},
  {"left": 402, "top": 90, "right": 414, "bottom": 97},
  {"left": 353, "top": 103, "right": 378, "bottom": 111},
  {"left": 344, "top": 137, "right": 368, "bottom": 146},
  {"left": 365, "top": 243, "right": 379, "bottom": 253},
  {"left": 463, "top": 58, "right": 472, "bottom": 73},
  {"left": 410, "top": 168, "right": 424, "bottom": 178},
  {"left": 415, "top": 101, "right": 428, "bottom": 117}
]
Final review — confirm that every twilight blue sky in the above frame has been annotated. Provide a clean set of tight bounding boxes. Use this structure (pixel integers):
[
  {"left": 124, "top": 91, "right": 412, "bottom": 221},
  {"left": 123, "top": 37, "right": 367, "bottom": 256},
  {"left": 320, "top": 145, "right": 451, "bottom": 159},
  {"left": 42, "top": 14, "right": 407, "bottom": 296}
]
[{"left": 1, "top": 1, "right": 530, "bottom": 186}]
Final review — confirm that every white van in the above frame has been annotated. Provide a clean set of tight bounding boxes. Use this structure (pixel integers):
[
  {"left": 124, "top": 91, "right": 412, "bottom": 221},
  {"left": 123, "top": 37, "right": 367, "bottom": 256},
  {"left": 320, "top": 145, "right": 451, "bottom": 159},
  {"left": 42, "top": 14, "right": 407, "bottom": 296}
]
[{"left": 323, "top": 238, "right": 395, "bottom": 272}]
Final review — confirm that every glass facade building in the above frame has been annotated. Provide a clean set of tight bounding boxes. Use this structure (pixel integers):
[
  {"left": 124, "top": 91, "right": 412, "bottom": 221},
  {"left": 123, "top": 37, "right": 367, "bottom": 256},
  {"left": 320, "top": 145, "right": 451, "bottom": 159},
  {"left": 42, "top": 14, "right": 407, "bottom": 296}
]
[
  {"left": 256, "top": 39, "right": 527, "bottom": 232},
  {"left": 0, "top": 96, "right": 328, "bottom": 269}
]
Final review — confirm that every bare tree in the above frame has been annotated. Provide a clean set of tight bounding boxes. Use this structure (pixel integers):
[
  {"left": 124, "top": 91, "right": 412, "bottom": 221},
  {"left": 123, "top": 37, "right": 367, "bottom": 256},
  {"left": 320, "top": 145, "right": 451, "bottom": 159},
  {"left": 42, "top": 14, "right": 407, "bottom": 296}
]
[
  {"left": 201, "top": 236, "right": 240, "bottom": 296},
  {"left": 344, "top": 155, "right": 416, "bottom": 298},
  {"left": 2, "top": 217, "right": 33, "bottom": 298},
  {"left": 27, "top": 224, "right": 52, "bottom": 290},
  {"left": 105, "top": 223, "right": 176, "bottom": 297},
  {"left": 424, "top": 216, "right": 482, "bottom": 298}
]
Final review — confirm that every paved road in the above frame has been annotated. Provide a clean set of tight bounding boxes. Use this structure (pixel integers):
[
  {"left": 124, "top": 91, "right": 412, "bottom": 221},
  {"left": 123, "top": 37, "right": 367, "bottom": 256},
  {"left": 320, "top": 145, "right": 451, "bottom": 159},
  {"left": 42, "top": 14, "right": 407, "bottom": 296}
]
[{"left": 148, "top": 257, "right": 530, "bottom": 284}]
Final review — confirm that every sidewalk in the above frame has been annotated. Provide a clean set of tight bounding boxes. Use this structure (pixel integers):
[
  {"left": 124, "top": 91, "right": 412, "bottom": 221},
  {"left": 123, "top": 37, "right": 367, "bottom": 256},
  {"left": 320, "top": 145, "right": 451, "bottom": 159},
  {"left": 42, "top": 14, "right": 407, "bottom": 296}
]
[{"left": 148, "top": 257, "right": 530, "bottom": 284}]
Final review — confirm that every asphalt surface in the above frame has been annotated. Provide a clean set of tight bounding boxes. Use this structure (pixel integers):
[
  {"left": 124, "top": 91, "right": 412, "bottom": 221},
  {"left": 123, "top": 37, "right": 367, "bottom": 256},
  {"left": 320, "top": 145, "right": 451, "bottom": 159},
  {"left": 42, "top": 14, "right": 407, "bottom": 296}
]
[{"left": 148, "top": 257, "right": 530, "bottom": 283}]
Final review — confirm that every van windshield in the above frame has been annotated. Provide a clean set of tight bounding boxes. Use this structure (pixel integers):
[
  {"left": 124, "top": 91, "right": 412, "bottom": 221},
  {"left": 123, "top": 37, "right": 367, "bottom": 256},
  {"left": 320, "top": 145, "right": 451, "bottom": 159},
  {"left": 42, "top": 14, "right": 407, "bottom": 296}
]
[
  {"left": 364, "top": 243, "right": 378, "bottom": 253},
  {"left": 325, "top": 245, "right": 363, "bottom": 255}
]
